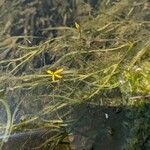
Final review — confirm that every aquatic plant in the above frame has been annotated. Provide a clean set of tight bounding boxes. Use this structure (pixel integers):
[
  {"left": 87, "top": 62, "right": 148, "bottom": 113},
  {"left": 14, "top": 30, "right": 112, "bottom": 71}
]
[
  {"left": 47, "top": 68, "right": 63, "bottom": 81},
  {"left": 0, "top": 0, "right": 149, "bottom": 149}
]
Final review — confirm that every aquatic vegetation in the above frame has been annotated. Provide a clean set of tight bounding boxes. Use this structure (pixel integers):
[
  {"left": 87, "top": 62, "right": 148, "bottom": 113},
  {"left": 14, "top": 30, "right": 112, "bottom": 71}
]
[
  {"left": 75, "top": 22, "right": 81, "bottom": 38},
  {"left": 0, "top": 0, "right": 149, "bottom": 149},
  {"left": 0, "top": 99, "right": 12, "bottom": 149},
  {"left": 47, "top": 68, "right": 63, "bottom": 82}
]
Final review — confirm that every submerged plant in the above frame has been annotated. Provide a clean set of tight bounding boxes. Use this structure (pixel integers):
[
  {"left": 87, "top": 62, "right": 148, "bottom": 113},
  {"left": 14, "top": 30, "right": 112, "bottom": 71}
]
[{"left": 0, "top": 0, "right": 150, "bottom": 149}]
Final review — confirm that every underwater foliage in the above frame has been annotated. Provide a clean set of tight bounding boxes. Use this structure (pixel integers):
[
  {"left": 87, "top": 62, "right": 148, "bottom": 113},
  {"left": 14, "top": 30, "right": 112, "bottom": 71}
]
[{"left": 0, "top": 0, "right": 150, "bottom": 149}]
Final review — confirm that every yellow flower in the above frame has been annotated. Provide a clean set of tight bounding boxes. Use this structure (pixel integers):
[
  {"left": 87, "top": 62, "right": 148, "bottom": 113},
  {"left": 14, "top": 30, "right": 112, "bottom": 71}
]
[
  {"left": 47, "top": 68, "right": 63, "bottom": 81},
  {"left": 75, "top": 22, "right": 80, "bottom": 31},
  {"left": 75, "top": 22, "right": 81, "bottom": 38}
]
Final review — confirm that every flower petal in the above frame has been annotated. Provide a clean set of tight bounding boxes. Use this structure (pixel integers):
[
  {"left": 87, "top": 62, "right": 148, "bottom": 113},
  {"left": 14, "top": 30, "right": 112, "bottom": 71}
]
[
  {"left": 75, "top": 22, "right": 80, "bottom": 30},
  {"left": 47, "top": 70, "right": 54, "bottom": 75},
  {"left": 54, "top": 68, "right": 63, "bottom": 74},
  {"left": 55, "top": 74, "right": 62, "bottom": 79},
  {"left": 52, "top": 75, "right": 55, "bottom": 81}
]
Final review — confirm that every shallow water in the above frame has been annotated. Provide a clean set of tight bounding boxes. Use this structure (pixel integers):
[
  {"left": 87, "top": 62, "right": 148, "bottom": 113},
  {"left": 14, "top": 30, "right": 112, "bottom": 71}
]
[{"left": 0, "top": 0, "right": 150, "bottom": 150}]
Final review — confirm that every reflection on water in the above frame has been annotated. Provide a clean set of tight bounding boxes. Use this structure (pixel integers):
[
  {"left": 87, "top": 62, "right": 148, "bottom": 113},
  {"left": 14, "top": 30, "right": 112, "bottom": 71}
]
[
  {"left": 2, "top": 104, "right": 127, "bottom": 150},
  {"left": 1, "top": 102, "right": 149, "bottom": 150}
]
